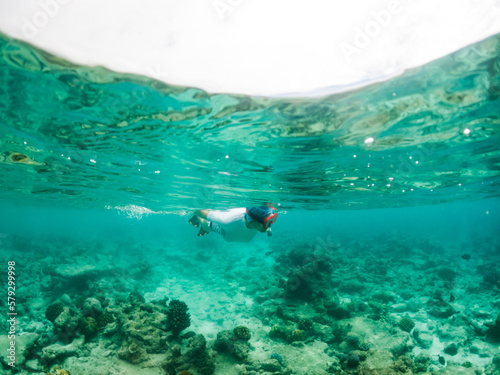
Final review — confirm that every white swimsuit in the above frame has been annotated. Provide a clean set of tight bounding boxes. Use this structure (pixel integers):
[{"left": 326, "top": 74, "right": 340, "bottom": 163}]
[{"left": 206, "top": 208, "right": 257, "bottom": 242}]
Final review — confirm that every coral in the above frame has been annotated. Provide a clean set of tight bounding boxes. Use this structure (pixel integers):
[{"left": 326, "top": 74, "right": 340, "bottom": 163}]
[
  {"left": 118, "top": 341, "right": 149, "bottom": 364},
  {"left": 444, "top": 343, "right": 459, "bottom": 355},
  {"left": 331, "top": 322, "right": 351, "bottom": 344},
  {"left": 345, "top": 333, "right": 369, "bottom": 351},
  {"left": 276, "top": 305, "right": 293, "bottom": 321},
  {"left": 122, "top": 291, "right": 147, "bottom": 314},
  {"left": 372, "top": 291, "right": 397, "bottom": 303},
  {"left": 48, "top": 368, "right": 70, "bottom": 375},
  {"left": 398, "top": 317, "right": 415, "bottom": 333},
  {"left": 96, "top": 312, "right": 115, "bottom": 328},
  {"left": 82, "top": 297, "right": 102, "bottom": 317},
  {"left": 74, "top": 295, "right": 87, "bottom": 309},
  {"left": 233, "top": 326, "right": 251, "bottom": 341},
  {"left": 327, "top": 358, "right": 342, "bottom": 373},
  {"left": 274, "top": 245, "right": 334, "bottom": 302},
  {"left": 128, "top": 290, "right": 146, "bottom": 306},
  {"left": 390, "top": 338, "right": 414, "bottom": 358},
  {"left": 270, "top": 353, "right": 284, "bottom": 365},
  {"left": 45, "top": 303, "right": 64, "bottom": 322},
  {"left": 392, "top": 355, "right": 415, "bottom": 373},
  {"left": 78, "top": 316, "right": 98, "bottom": 339},
  {"left": 164, "top": 336, "right": 215, "bottom": 375},
  {"left": 260, "top": 361, "right": 282, "bottom": 372},
  {"left": 346, "top": 333, "right": 360, "bottom": 348},
  {"left": 269, "top": 325, "right": 286, "bottom": 340},
  {"left": 324, "top": 300, "right": 351, "bottom": 319},
  {"left": 368, "top": 300, "right": 387, "bottom": 319},
  {"left": 53, "top": 307, "right": 80, "bottom": 342},
  {"left": 186, "top": 334, "right": 215, "bottom": 375},
  {"left": 288, "top": 329, "right": 305, "bottom": 342},
  {"left": 358, "top": 342, "right": 370, "bottom": 351},
  {"left": 414, "top": 354, "right": 431, "bottom": 372},
  {"left": 214, "top": 330, "right": 251, "bottom": 363},
  {"left": 269, "top": 324, "right": 304, "bottom": 343},
  {"left": 119, "top": 304, "right": 168, "bottom": 354},
  {"left": 346, "top": 353, "right": 360, "bottom": 367},
  {"left": 298, "top": 318, "right": 313, "bottom": 331},
  {"left": 178, "top": 371, "right": 193, "bottom": 375},
  {"left": 167, "top": 299, "right": 191, "bottom": 337}
]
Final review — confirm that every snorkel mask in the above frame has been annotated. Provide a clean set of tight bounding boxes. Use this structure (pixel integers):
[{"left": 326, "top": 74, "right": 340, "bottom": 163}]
[
  {"left": 246, "top": 206, "right": 278, "bottom": 234},
  {"left": 262, "top": 209, "right": 278, "bottom": 229}
]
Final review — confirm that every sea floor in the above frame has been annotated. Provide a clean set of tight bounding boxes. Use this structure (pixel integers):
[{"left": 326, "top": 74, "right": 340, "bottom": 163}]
[{"left": 1, "top": 230, "right": 500, "bottom": 375}]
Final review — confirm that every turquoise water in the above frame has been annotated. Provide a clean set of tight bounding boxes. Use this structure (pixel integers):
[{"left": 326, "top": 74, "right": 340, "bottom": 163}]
[
  {"left": 1, "top": 33, "right": 499, "bottom": 211},
  {"left": 1, "top": 32, "right": 500, "bottom": 375}
]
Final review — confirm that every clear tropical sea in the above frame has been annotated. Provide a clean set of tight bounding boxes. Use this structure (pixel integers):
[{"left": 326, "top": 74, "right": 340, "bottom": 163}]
[{"left": 0, "top": 32, "right": 500, "bottom": 375}]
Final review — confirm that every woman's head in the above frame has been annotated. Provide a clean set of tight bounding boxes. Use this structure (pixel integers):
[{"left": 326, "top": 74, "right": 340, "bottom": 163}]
[{"left": 245, "top": 206, "right": 278, "bottom": 232}]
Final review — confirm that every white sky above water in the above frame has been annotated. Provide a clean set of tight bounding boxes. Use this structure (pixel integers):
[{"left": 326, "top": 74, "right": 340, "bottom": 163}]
[{"left": 0, "top": 0, "right": 499, "bottom": 97}]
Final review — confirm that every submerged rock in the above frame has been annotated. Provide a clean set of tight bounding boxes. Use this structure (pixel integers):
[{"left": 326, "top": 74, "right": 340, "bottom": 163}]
[
  {"left": 82, "top": 297, "right": 103, "bottom": 317},
  {"left": 428, "top": 305, "right": 456, "bottom": 319},
  {"left": 186, "top": 334, "right": 215, "bottom": 375},
  {"left": 486, "top": 314, "right": 500, "bottom": 342},
  {"left": 214, "top": 329, "right": 251, "bottom": 363},
  {"left": 372, "top": 291, "right": 397, "bottom": 303},
  {"left": 164, "top": 334, "right": 215, "bottom": 375},
  {"left": 260, "top": 360, "right": 282, "bottom": 372},
  {"left": 360, "top": 350, "right": 393, "bottom": 373},
  {"left": 41, "top": 335, "right": 85, "bottom": 363},
  {"left": 25, "top": 358, "right": 43, "bottom": 372},
  {"left": 53, "top": 264, "right": 103, "bottom": 278},
  {"left": 444, "top": 343, "right": 459, "bottom": 356},
  {"left": 53, "top": 307, "right": 80, "bottom": 341},
  {"left": 412, "top": 329, "right": 434, "bottom": 349}
]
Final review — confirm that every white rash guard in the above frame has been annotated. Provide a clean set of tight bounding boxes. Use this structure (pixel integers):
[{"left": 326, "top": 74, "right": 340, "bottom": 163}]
[{"left": 206, "top": 208, "right": 257, "bottom": 242}]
